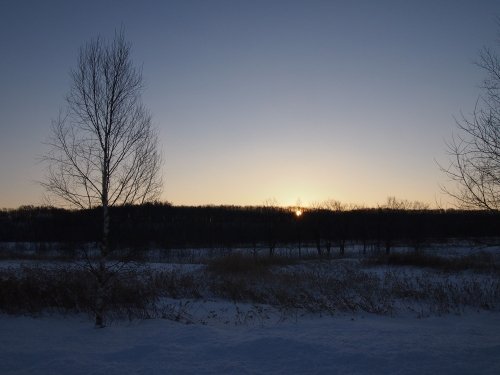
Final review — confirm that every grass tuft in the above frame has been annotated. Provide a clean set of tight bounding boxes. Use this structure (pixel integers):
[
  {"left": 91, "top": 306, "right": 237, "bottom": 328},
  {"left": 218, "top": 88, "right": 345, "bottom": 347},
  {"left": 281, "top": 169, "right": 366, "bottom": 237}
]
[{"left": 206, "top": 253, "right": 295, "bottom": 274}]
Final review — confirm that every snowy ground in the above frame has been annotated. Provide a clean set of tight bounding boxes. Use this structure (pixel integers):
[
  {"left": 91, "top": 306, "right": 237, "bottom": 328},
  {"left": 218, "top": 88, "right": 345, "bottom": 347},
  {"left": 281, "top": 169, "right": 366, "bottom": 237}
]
[
  {"left": 2, "top": 243, "right": 500, "bottom": 374},
  {"left": 1, "top": 310, "right": 499, "bottom": 374}
]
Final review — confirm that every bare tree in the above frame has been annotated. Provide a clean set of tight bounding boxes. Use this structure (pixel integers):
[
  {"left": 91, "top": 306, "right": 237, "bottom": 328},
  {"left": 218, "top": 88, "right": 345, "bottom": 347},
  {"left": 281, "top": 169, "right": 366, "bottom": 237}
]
[
  {"left": 441, "top": 39, "right": 500, "bottom": 211},
  {"left": 382, "top": 196, "right": 429, "bottom": 211},
  {"left": 42, "top": 31, "right": 162, "bottom": 327}
]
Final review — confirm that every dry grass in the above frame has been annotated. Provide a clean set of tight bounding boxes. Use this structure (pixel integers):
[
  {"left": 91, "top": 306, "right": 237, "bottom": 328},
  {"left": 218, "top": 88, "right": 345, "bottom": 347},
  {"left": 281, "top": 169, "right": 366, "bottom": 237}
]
[
  {"left": 0, "top": 266, "right": 156, "bottom": 319},
  {"left": 365, "top": 251, "right": 499, "bottom": 272},
  {"left": 206, "top": 253, "right": 295, "bottom": 274},
  {"left": 1, "top": 254, "right": 499, "bottom": 321}
]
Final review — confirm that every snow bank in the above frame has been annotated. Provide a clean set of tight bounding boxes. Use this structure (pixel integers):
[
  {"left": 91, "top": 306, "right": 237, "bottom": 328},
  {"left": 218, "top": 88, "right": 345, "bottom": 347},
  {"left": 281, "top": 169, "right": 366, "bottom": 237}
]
[{"left": 1, "top": 311, "right": 499, "bottom": 374}]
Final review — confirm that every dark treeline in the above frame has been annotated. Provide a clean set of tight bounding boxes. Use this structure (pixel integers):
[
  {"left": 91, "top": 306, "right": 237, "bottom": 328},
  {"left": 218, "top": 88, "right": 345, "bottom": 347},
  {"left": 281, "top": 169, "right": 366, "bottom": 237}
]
[{"left": 0, "top": 203, "right": 499, "bottom": 253}]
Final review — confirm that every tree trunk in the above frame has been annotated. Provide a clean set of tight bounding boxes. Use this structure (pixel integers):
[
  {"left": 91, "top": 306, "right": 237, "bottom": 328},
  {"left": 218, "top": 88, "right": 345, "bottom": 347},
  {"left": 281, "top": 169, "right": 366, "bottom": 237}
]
[
  {"left": 95, "top": 261, "right": 106, "bottom": 328},
  {"left": 315, "top": 238, "right": 322, "bottom": 257},
  {"left": 325, "top": 241, "right": 331, "bottom": 258},
  {"left": 269, "top": 240, "right": 275, "bottom": 257},
  {"left": 95, "top": 196, "right": 109, "bottom": 328},
  {"left": 339, "top": 240, "right": 345, "bottom": 257}
]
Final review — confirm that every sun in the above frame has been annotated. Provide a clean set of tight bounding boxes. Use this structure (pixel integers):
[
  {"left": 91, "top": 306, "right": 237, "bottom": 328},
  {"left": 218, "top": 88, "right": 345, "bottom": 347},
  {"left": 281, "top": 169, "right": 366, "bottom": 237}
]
[{"left": 295, "top": 209, "right": 303, "bottom": 217}]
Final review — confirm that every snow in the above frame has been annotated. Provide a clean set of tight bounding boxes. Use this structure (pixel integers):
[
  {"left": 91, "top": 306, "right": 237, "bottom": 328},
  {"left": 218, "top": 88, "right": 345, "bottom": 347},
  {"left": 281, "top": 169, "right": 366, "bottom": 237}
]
[
  {"left": 1, "top": 310, "right": 500, "bottom": 374},
  {"left": 2, "top": 243, "right": 500, "bottom": 374}
]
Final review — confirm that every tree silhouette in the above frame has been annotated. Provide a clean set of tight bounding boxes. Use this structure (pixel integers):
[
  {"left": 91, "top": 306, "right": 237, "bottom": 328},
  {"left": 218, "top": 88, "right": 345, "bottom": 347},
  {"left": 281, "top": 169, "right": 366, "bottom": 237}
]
[
  {"left": 441, "top": 30, "right": 500, "bottom": 211},
  {"left": 42, "top": 31, "right": 162, "bottom": 327}
]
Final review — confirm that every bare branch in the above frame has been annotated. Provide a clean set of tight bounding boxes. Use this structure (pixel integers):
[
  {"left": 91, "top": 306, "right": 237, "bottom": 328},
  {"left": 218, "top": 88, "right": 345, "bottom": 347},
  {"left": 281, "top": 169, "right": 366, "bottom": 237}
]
[
  {"left": 42, "top": 31, "right": 162, "bottom": 210},
  {"left": 441, "top": 34, "right": 500, "bottom": 212}
]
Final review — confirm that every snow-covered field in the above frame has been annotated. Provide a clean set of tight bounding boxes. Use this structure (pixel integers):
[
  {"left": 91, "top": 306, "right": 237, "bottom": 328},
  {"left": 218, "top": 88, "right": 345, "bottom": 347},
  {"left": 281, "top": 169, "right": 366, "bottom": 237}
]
[
  {"left": 1, "top": 310, "right": 500, "bottom": 374},
  {"left": 1, "top": 243, "right": 500, "bottom": 374}
]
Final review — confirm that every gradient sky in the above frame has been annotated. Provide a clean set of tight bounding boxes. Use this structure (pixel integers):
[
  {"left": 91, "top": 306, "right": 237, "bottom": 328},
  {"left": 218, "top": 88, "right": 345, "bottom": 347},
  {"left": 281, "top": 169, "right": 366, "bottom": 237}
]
[{"left": 1, "top": 0, "right": 500, "bottom": 209}]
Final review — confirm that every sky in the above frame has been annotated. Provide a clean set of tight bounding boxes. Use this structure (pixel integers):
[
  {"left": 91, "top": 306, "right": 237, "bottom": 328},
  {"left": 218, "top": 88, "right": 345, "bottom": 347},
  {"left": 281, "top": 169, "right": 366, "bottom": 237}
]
[{"left": 1, "top": 0, "right": 500, "bottom": 209}]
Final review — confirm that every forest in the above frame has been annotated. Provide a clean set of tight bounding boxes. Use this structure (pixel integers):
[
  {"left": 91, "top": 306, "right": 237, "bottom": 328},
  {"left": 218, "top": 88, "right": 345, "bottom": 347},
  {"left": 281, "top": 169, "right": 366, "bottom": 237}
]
[{"left": 1, "top": 203, "right": 498, "bottom": 255}]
